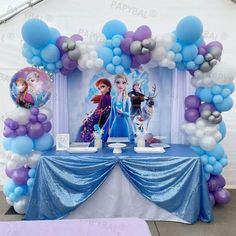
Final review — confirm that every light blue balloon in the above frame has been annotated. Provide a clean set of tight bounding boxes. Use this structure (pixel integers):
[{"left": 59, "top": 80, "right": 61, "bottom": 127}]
[
  {"left": 215, "top": 97, "right": 233, "bottom": 112},
  {"left": 14, "top": 186, "right": 27, "bottom": 197},
  {"left": 176, "top": 16, "right": 203, "bottom": 44},
  {"left": 31, "top": 48, "right": 40, "bottom": 55},
  {"left": 22, "top": 47, "right": 33, "bottom": 59},
  {"left": 191, "top": 146, "right": 205, "bottom": 155},
  {"left": 11, "top": 136, "right": 33, "bottom": 155},
  {"left": 113, "top": 48, "right": 122, "bottom": 56},
  {"left": 206, "top": 144, "right": 224, "bottom": 160},
  {"left": 174, "top": 53, "right": 183, "bottom": 62},
  {"left": 194, "top": 55, "right": 204, "bottom": 65},
  {"left": 3, "top": 137, "right": 13, "bottom": 150},
  {"left": 211, "top": 85, "right": 222, "bottom": 95},
  {"left": 56, "top": 61, "right": 63, "bottom": 69},
  {"left": 28, "top": 169, "right": 36, "bottom": 178},
  {"left": 34, "top": 133, "right": 54, "bottom": 152},
  {"left": 186, "top": 61, "right": 196, "bottom": 70},
  {"left": 172, "top": 43, "right": 182, "bottom": 53},
  {"left": 194, "top": 35, "right": 205, "bottom": 47},
  {"left": 106, "top": 63, "right": 115, "bottom": 74},
  {"left": 212, "top": 162, "right": 223, "bottom": 175},
  {"left": 102, "top": 20, "right": 127, "bottom": 39},
  {"left": 41, "top": 44, "right": 60, "bottom": 63},
  {"left": 97, "top": 47, "right": 113, "bottom": 66},
  {"left": 3, "top": 180, "right": 16, "bottom": 197},
  {"left": 221, "top": 88, "right": 231, "bottom": 98},
  {"left": 204, "top": 164, "right": 213, "bottom": 173},
  {"left": 199, "top": 88, "right": 213, "bottom": 103},
  {"left": 31, "top": 56, "right": 42, "bottom": 66},
  {"left": 208, "top": 156, "right": 216, "bottom": 165},
  {"left": 104, "top": 40, "right": 113, "bottom": 48},
  {"left": 115, "top": 65, "right": 125, "bottom": 74},
  {"left": 205, "top": 173, "right": 210, "bottom": 181},
  {"left": 27, "top": 178, "right": 35, "bottom": 187},
  {"left": 46, "top": 63, "right": 57, "bottom": 72},
  {"left": 219, "top": 121, "right": 226, "bottom": 141},
  {"left": 176, "top": 62, "right": 186, "bottom": 70},
  {"left": 120, "top": 54, "right": 131, "bottom": 69},
  {"left": 220, "top": 158, "right": 228, "bottom": 167},
  {"left": 112, "top": 56, "right": 121, "bottom": 65},
  {"left": 200, "top": 155, "right": 208, "bottom": 165},
  {"left": 49, "top": 27, "right": 60, "bottom": 44},
  {"left": 112, "top": 36, "right": 121, "bottom": 47},
  {"left": 182, "top": 45, "right": 198, "bottom": 61},
  {"left": 213, "top": 95, "right": 223, "bottom": 104},
  {"left": 9, "top": 193, "right": 18, "bottom": 202},
  {"left": 224, "top": 83, "right": 235, "bottom": 93},
  {"left": 21, "top": 18, "right": 50, "bottom": 48}
]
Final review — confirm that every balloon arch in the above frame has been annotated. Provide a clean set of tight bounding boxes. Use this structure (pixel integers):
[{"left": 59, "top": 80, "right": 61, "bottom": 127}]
[{"left": 2, "top": 16, "right": 235, "bottom": 214}]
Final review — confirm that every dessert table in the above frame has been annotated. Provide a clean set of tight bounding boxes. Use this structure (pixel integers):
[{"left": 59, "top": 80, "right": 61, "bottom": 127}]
[{"left": 25, "top": 144, "right": 213, "bottom": 224}]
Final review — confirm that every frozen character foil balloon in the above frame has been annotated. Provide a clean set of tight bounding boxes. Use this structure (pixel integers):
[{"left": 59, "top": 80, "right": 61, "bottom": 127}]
[
  {"left": 108, "top": 74, "right": 134, "bottom": 141},
  {"left": 10, "top": 67, "right": 52, "bottom": 109},
  {"left": 76, "top": 78, "right": 112, "bottom": 142}
]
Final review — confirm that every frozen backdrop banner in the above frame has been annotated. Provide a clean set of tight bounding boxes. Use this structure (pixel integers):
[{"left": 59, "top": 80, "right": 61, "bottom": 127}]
[{"left": 1, "top": 16, "right": 236, "bottom": 214}]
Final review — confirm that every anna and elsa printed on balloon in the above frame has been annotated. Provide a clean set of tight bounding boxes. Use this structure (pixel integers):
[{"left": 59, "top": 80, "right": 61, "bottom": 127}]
[
  {"left": 10, "top": 67, "right": 52, "bottom": 109},
  {"left": 75, "top": 68, "right": 155, "bottom": 142}
]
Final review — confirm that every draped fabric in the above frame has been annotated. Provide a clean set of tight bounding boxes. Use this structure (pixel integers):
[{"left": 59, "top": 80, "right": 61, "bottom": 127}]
[
  {"left": 49, "top": 73, "right": 69, "bottom": 137},
  {"left": 25, "top": 145, "right": 213, "bottom": 224}
]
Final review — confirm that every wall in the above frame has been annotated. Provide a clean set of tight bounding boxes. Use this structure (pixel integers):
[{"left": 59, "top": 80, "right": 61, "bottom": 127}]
[{"left": 0, "top": 0, "right": 236, "bottom": 186}]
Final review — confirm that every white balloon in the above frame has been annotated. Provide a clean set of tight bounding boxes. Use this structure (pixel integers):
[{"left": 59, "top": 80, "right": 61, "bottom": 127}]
[
  {"left": 27, "top": 151, "right": 42, "bottom": 168},
  {"left": 95, "top": 59, "right": 103, "bottom": 68},
  {"left": 39, "top": 106, "right": 53, "bottom": 121},
  {"left": 214, "top": 132, "right": 222, "bottom": 142},
  {"left": 196, "top": 119, "right": 206, "bottom": 128},
  {"left": 86, "top": 60, "right": 94, "bottom": 69},
  {"left": 211, "top": 62, "right": 236, "bottom": 84},
  {"left": 6, "top": 197, "right": 13, "bottom": 206},
  {"left": 8, "top": 107, "right": 30, "bottom": 125},
  {"left": 183, "top": 123, "right": 196, "bottom": 135},
  {"left": 188, "top": 136, "right": 199, "bottom": 146},
  {"left": 195, "top": 129, "right": 204, "bottom": 138},
  {"left": 13, "top": 197, "right": 28, "bottom": 214},
  {"left": 199, "top": 136, "right": 216, "bottom": 151},
  {"left": 89, "top": 51, "right": 97, "bottom": 59}
]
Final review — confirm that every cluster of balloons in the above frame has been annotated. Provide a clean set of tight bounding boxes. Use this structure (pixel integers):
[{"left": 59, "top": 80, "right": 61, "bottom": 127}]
[
  {"left": 208, "top": 175, "right": 231, "bottom": 206},
  {"left": 2, "top": 106, "right": 54, "bottom": 214},
  {"left": 196, "top": 83, "right": 234, "bottom": 112},
  {"left": 22, "top": 19, "right": 62, "bottom": 73},
  {"left": 121, "top": 25, "right": 156, "bottom": 68}
]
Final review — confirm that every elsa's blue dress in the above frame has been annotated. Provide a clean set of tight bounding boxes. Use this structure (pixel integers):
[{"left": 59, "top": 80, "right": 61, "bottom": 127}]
[{"left": 108, "top": 98, "right": 134, "bottom": 141}]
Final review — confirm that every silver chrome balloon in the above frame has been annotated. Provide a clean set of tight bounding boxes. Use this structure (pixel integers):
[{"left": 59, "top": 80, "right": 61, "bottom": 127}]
[{"left": 130, "top": 41, "right": 142, "bottom": 55}]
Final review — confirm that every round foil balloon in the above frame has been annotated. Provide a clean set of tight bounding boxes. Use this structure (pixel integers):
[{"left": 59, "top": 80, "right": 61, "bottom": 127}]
[{"left": 10, "top": 67, "right": 52, "bottom": 109}]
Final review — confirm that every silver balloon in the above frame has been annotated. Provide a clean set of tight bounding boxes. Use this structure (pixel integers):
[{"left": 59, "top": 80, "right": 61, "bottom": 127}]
[
  {"left": 67, "top": 40, "right": 76, "bottom": 50},
  {"left": 209, "top": 59, "right": 217, "bottom": 66},
  {"left": 201, "top": 110, "right": 222, "bottom": 124},
  {"left": 141, "top": 47, "right": 150, "bottom": 54},
  {"left": 130, "top": 41, "right": 142, "bottom": 55},
  {"left": 205, "top": 53, "right": 213, "bottom": 61},
  {"left": 209, "top": 47, "right": 222, "bottom": 59},
  {"left": 212, "top": 111, "right": 220, "bottom": 117},
  {"left": 68, "top": 47, "right": 81, "bottom": 60},
  {"left": 62, "top": 42, "right": 68, "bottom": 51},
  {"left": 142, "top": 38, "right": 156, "bottom": 51},
  {"left": 200, "top": 62, "right": 212, "bottom": 72},
  {"left": 201, "top": 110, "right": 211, "bottom": 119}
]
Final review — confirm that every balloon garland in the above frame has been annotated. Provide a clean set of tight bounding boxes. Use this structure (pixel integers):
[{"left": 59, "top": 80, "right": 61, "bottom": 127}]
[{"left": 2, "top": 16, "right": 235, "bottom": 214}]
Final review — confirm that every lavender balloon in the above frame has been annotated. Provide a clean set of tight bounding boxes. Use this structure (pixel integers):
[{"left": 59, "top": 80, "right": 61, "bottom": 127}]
[
  {"left": 62, "top": 53, "right": 78, "bottom": 70},
  {"left": 5, "top": 167, "right": 14, "bottom": 178},
  {"left": 208, "top": 175, "right": 226, "bottom": 192},
  {"left": 198, "top": 46, "right": 207, "bottom": 56},
  {"left": 42, "top": 121, "right": 52, "bottom": 133},
  {"left": 27, "top": 122, "right": 44, "bottom": 139},
  {"left": 3, "top": 126, "right": 15, "bottom": 137},
  {"left": 12, "top": 167, "right": 29, "bottom": 185},
  {"left": 37, "top": 113, "right": 47, "bottom": 123},
  {"left": 135, "top": 53, "right": 151, "bottom": 64},
  {"left": 70, "top": 34, "right": 83, "bottom": 41},
  {"left": 185, "top": 108, "right": 200, "bottom": 122},
  {"left": 134, "top": 25, "right": 152, "bottom": 41},
  {"left": 60, "top": 67, "right": 71, "bottom": 76},
  {"left": 30, "top": 107, "right": 39, "bottom": 116},
  {"left": 121, "top": 38, "right": 132, "bottom": 54},
  {"left": 185, "top": 95, "right": 201, "bottom": 109},
  {"left": 214, "top": 189, "right": 231, "bottom": 205},
  {"left": 205, "top": 41, "right": 223, "bottom": 50},
  {"left": 29, "top": 114, "right": 38, "bottom": 123},
  {"left": 16, "top": 125, "right": 27, "bottom": 136},
  {"left": 124, "top": 31, "right": 135, "bottom": 39}
]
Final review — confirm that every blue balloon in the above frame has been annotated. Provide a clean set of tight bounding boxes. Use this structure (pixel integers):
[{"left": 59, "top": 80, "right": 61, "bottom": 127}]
[
  {"left": 3, "top": 137, "right": 13, "bottom": 150},
  {"left": 34, "top": 133, "right": 54, "bottom": 151},
  {"left": 22, "top": 47, "right": 33, "bottom": 59},
  {"left": 172, "top": 43, "right": 182, "bottom": 53},
  {"left": 115, "top": 65, "right": 125, "bottom": 74},
  {"left": 3, "top": 180, "right": 16, "bottom": 197},
  {"left": 211, "top": 85, "right": 222, "bottom": 95},
  {"left": 198, "top": 88, "right": 213, "bottom": 103},
  {"left": 213, "top": 95, "right": 223, "bottom": 104},
  {"left": 212, "top": 162, "right": 223, "bottom": 175},
  {"left": 106, "top": 63, "right": 115, "bottom": 74},
  {"left": 214, "top": 97, "right": 233, "bottom": 112},
  {"left": 204, "top": 164, "right": 213, "bottom": 173},
  {"left": 97, "top": 47, "right": 113, "bottom": 66},
  {"left": 205, "top": 173, "right": 210, "bottom": 181},
  {"left": 31, "top": 48, "right": 40, "bottom": 55},
  {"left": 221, "top": 88, "right": 231, "bottom": 98},
  {"left": 9, "top": 193, "right": 18, "bottom": 202},
  {"left": 112, "top": 56, "right": 121, "bottom": 65},
  {"left": 191, "top": 146, "right": 205, "bottom": 155},
  {"left": 11, "top": 136, "right": 33, "bottom": 155},
  {"left": 31, "top": 56, "right": 42, "bottom": 66},
  {"left": 182, "top": 45, "right": 198, "bottom": 61},
  {"left": 206, "top": 144, "right": 224, "bottom": 160},
  {"left": 112, "top": 36, "right": 122, "bottom": 47},
  {"left": 174, "top": 53, "right": 183, "bottom": 62},
  {"left": 200, "top": 155, "right": 208, "bottom": 165},
  {"left": 27, "top": 178, "right": 35, "bottom": 187},
  {"left": 194, "top": 55, "right": 204, "bottom": 65},
  {"left": 120, "top": 54, "right": 131, "bottom": 69},
  {"left": 21, "top": 19, "right": 50, "bottom": 48},
  {"left": 28, "top": 169, "right": 36, "bottom": 178},
  {"left": 14, "top": 186, "right": 27, "bottom": 197},
  {"left": 104, "top": 40, "right": 113, "bottom": 48},
  {"left": 176, "top": 16, "right": 203, "bottom": 44},
  {"left": 102, "top": 20, "right": 127, "bottom": 39},
  {"left": 224, "top": 83, "right": 235, "bottom": 93},
  {"left": 41, "top": 44, "right": 60, "bottom": 63},
  {"left": 208, "top": 156, "right": 216, "bottom": 165},
  {"left": 56, "top": 61, "right": 63, "bottom": 69},
  {"left": 219, "top": 121, "right": 226, "bottom": 141},
  {"left": 113, "top": 48, "right": 122, "bottom": 56},
  {"left": 186, "top": 61, "right": 196, "bottom": 70},
  {"left": 176, "top": 62, "right": 186, "bottom": 70},
  {"left": 49, "top": 27, "right": 60, "bottom": 44},
  {"left": 194, "top": 35, "right": 205, "bottom": 47},
  {"left": 46, "top": 63, "right": 57, "bottom": 72},
  {"left": 220, "top": 157, "right": 228, "bottom": 167}
]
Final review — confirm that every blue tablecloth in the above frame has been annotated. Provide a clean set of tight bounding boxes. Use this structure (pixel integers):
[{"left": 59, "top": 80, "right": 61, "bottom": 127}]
[{"left": 25, "top": 144, "right": 213, "bottom": 223}]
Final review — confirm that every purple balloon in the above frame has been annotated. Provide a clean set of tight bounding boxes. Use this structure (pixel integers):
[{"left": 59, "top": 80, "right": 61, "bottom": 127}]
[
  {"left": 124, "top": 31, "right": 135, "bottom": 39},
  {"left": 3, "top": 126, "right": 15, "bottom": 137},
  {"left": 199, "top": 103, "right": 215, "bottom": 113},
  {"left": 60, "top": 67, "right": 71, "bottom": 76},
  {"left": 70, "top": 34, "right": 83, "bottom": 41},
  {"left": 42, "top": 121, "right": 52, "bottom": 133},
  {"left": 4, "top": 118, "right": 13, "bottom": 127},
  {"left": 135, "top": 53, "right": 151, "bottom": 65},
  {"left": 29, "top": 114, "right": 38, "bottom": 123},
  {"left": 11, "top": 167, "right": 29, "bottom": 185},
  {"left": 30, "top": 107, "right": 39, "bottom": 115},
  {"left": 185, "top": 95, "right": 201, "bottom": 109},
  {"left": 56, "top": 36, "right": 68, "bottom": 52},
  {"left": 62, "top": 53, "right": 78, "bottom": 70},
  {"left": 214, "top": 189, "right": 231, "bottom": 205},
  {"left": 208, "top": 175, "right": 226, "bottom": 192},
  {"left": 205, "top": 41, "right": 223, "bottom": 50},
  {"left": 5, "top": 167, "right": 15, "bottom": 178},
  {"left": 134, "top": 25, "right": 152, "bottom": 41},
  {"left": 16, "top": 125, "right": 27, "bottom": 136},
  {"left": 185, "top": 108, "right": 200, "bottom": 122},
  {"left": 209, "top": 192, "right": 215, "bottom": 207},
  {"left": 198, "top": 46, "right": 207, "bottom": 56},
  {"left": 121, "top": 38, "right": 132, "bottom": 54},
  {"left": 37, "top": 113, "right": 47, "bottom": 123},
  {"left": 27, "top": 122, "right": 44, "bottom": 139},
  {"left": 131, "top": 56, "right": 140, "bottom": 68}
]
